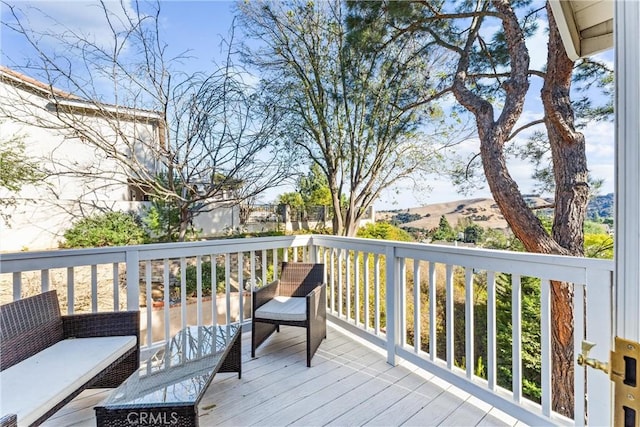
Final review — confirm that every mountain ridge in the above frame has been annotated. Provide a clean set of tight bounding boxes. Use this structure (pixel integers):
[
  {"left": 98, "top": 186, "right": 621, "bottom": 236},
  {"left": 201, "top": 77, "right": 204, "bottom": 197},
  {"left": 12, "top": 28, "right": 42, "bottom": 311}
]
[{"left": 378, "top": 193, "right": 613, "bottom": 231}]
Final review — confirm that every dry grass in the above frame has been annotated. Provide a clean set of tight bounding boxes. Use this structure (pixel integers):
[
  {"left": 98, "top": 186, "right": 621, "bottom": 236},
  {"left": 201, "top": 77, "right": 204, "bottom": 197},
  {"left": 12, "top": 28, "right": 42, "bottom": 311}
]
[
  {"left": 378, "top": 196, "right": 551, "bottom": 231},
  {"left": 0, "top": 264, "right": 129, "bottom": 313},
  {"left": 0, "top": 257, "right": 239, "bottom": 312}
]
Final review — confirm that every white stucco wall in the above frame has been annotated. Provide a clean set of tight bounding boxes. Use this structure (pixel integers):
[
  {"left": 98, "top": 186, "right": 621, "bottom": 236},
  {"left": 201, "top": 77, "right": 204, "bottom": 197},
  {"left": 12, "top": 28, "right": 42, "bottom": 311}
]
[
  {"left": 0, "top": 76, "right": 160, "bottom": 251},
  {"left": 191, "top": 204, "right": 240, "bottom": 236},
  {"left": 0, "top": 200, "right": 148, "bottom": 252}
]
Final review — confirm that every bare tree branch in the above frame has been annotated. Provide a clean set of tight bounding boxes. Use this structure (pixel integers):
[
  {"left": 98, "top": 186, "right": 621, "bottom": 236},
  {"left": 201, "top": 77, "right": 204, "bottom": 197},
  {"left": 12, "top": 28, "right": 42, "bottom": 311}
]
[{"left": 1, "top": 0, "right": 292, "bottom": 241}]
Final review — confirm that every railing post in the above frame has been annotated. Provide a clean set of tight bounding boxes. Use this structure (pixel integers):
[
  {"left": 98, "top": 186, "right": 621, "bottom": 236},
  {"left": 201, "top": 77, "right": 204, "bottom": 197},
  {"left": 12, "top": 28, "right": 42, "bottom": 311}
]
[
  {"left": 12, "top": 272, "right": 21, "bottom": 301},
  {"left": 385, "top": 244, "right": 399, "bottom": 365},
  {"left": 308, "top": 238, "right": 318, "bottom": 263},
  {"left": 125, "top": 250, "right": 140, "bottom": 311},
  {"left": 238, "top": 251, "right": 244, "bottom": 324}
]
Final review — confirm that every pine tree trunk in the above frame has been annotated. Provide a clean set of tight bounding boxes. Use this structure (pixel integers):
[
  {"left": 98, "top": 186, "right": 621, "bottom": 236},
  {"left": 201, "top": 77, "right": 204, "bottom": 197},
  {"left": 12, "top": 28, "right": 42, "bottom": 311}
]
[
  {"left": 550, "top": 279, "right": 576, "bottom": 417},
  {"left": 450, "top": 1, "right": 585, "bottom": 418},
  {"left": 538, "top": 5, "right": 589, "bottom": 417}
]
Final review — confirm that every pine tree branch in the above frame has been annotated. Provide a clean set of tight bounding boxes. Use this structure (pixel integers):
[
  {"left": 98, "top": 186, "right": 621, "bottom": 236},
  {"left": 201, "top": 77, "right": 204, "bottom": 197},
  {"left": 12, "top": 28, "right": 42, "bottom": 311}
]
[{"left": 507, "top": 119, "right": 545, "bottom": 141}]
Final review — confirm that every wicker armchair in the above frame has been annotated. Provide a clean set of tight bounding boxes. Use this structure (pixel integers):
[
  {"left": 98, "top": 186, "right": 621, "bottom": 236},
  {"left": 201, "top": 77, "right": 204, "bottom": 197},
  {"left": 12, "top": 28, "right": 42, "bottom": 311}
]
[{"left": 251, "top": 262, "right": 326, "bottom": 367}]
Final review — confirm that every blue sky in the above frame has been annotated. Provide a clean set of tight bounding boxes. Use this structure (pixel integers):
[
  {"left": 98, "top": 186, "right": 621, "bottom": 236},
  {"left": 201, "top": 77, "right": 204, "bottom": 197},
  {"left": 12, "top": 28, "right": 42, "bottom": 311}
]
[{"left": 0, "top": 1, "right": 615, "bottom": 210}]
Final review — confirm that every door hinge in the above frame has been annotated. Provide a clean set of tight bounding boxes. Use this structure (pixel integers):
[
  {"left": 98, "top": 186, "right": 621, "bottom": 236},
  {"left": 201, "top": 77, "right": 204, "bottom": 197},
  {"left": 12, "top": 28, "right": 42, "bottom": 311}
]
[
  {"left": 578, "top": 337, "right": 640, "bottom": 426},
  {"left": 611, "top": 337, "right": 640, "bottom": 427}
]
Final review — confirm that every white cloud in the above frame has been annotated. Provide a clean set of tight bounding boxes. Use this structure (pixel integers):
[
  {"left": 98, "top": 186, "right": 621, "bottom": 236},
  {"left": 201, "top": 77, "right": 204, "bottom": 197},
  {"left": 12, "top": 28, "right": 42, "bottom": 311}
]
[
  {"left": 510, "top": 111, "right": 615, "bottom": 194},
  {"left": 583, "top": 121, "right": 615, "bottom": 192},
  {"left": 376, "top": 10, "right": 615, "bottom": 209},
  {"left": 584, "top": 121, "right": 615, "bottom": 157},
  {"left": 383, "top": 110, "right": 615, "bottom": 210},
  {"left": 589, "top": 164, "right": 614, "bottom": 193}
]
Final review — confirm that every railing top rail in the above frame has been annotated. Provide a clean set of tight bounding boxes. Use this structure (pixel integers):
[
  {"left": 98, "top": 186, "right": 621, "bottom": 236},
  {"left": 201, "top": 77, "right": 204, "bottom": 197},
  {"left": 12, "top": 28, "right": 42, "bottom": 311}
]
[
  {"left": 0, "top": 248, "right": 128, "bottom": 273},
  {"left": 133, "top": 234, "right": 311, "bottom": 261},
  {"left": 1, "top": 234, "right": 612, "bottom": 277},
  {"left": 0, "top": 235, "right": 312, "bottom": 273},
  {"left": 311, "top": 235, "right": 389, "bottom": 254},
  {"left": 311, "top": 235, "right": 614, "bottom": 271}
]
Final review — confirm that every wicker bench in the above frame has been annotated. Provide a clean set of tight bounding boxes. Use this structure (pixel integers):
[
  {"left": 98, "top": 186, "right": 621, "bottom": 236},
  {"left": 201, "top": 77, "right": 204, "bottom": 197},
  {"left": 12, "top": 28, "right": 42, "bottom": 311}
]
[{"left": 0, "top": 290, "right": 139, "bottom": 426}]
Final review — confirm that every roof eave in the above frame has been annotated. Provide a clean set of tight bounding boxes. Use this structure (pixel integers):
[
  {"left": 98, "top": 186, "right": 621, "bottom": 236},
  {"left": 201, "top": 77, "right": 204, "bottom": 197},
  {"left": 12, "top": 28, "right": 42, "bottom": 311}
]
[
  {"left": 548, "top": 0, "right": 614, "bottom": 61},
  {"left": 50, "top": 97, "right": 164, "bottom": 122}
]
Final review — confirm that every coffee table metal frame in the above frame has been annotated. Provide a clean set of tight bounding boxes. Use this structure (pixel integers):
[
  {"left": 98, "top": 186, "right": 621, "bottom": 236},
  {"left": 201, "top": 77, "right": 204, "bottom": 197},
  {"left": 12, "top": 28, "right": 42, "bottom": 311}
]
[{"left": 95, "top": 323, "right": 241, "bottom": 427}]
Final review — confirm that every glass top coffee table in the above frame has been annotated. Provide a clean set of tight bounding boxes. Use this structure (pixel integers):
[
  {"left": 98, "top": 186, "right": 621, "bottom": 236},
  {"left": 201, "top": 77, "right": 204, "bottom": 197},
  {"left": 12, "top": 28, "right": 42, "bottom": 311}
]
[{"left": 95, "top": 323, "right": 241, "bottom": 427}]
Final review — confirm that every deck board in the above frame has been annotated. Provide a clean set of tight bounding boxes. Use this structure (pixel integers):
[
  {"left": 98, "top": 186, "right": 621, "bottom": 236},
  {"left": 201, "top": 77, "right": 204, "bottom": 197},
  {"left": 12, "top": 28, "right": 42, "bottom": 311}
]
[{"left": 42, "top": 323, "right": 521, "bottom": 426}]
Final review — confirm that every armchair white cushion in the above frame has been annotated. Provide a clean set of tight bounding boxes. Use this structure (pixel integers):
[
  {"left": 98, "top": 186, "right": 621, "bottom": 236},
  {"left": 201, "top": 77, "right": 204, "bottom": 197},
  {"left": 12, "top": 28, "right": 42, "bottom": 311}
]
[{"left": 254, "top": 296, "right": 307, "bottom": 322}]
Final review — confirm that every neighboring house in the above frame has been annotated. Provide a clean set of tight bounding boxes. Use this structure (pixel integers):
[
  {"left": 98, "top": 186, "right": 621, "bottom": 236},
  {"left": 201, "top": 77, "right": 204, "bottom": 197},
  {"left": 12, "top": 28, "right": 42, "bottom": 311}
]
[
  {"left": 0, "top": 67, "right": 242, "bottom": 251},
  {"left": 187, "top": 181, "right": 241, "bottom": 236},
  {"left": 0, "top": 66, "right": 165, "bottom": 251}
]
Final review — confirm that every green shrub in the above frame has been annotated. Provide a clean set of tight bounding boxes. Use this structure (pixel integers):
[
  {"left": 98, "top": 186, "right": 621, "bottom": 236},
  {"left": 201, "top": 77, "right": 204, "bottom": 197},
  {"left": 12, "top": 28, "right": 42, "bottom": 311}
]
[
  {"left": 183, "top": 261, "right": 226, "bottom": 296},
  {"left": 430, "top": 215, "right": 455, "bottom": 241},
  {"left": 142, "top": 200, "right": 201, "bottom": 242},
  {"left": 142, "top": 201, "right": 180, "bottom": 242},
  {"left": 495, "top": 274, "right": 542, "bottom": 401},
  {"left": 584, "top": 233, "right": 614, "bottom": 259},
  {"left": 462, "top": 223, "right": 484, "bottom": 243},
  {"left": 357, "top": 222, "right": 413, "bottom": 242},
  {"left": 60, "top": 211, "right": 148, "bottom": 248},
  {"left": 584, "top": 220, "right": 607, "bottom": 234}
]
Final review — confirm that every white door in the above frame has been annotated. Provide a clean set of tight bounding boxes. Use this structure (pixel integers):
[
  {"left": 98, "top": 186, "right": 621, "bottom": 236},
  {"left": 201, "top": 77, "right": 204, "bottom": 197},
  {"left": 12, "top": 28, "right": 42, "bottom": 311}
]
[{"left": 613, "top": 2, "right": 640, "bottom": 426}]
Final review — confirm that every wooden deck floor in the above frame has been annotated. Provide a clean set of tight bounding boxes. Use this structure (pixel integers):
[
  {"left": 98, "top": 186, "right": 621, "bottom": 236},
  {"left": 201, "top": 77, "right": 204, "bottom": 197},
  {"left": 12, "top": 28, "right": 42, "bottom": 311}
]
[{"left": 43, "top": 323, "right": 525, "bottom": 426}]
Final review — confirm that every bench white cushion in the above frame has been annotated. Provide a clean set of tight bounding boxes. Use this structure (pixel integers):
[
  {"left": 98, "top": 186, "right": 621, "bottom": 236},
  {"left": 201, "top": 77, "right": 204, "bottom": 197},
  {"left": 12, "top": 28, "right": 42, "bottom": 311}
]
[
  {"left": 0, "top": 335, "right": 136, "bottom": 426},
  {"left": 254, "top": 296, "right": 306, "bottom": 322}
]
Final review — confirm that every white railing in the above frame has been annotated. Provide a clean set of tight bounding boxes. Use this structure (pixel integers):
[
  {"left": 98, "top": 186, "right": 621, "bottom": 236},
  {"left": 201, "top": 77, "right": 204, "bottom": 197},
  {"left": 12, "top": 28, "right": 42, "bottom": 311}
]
[
  {"left": 0, "top": 235, "right": 314, "bottom": 352},
  {"left": 311, "top": 236, "right": 614, "bottom": 426},
  {"left": 0, "top": 235, "right": 614, "bottom": 426}
]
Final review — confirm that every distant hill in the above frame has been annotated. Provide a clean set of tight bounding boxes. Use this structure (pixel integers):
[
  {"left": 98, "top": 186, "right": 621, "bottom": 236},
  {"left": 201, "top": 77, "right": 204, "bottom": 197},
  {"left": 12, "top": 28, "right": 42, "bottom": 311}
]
[
  {"left": 587, "top": 193, "right": 614, "bottom": 220},
  {"left": 379, "top": 194, "right": 612, "bottom": 231},
  {"left": 378, "top": 196, "right": 552, "bottom": 231}
]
